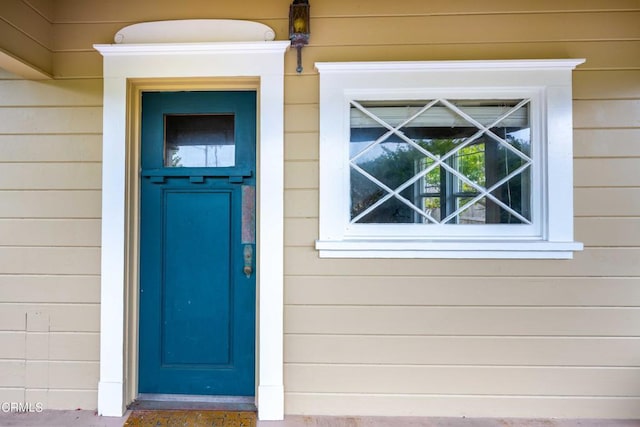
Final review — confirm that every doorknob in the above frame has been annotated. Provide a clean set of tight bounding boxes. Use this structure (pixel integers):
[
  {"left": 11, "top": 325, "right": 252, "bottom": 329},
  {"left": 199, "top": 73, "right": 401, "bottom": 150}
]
[{"left": 243, "top": 245, "right": 253, "bottom": 278}]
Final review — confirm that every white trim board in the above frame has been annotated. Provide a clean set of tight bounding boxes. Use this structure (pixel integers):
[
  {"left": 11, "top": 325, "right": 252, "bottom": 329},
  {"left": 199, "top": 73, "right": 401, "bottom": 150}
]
[{"left": 94, "top": 20, "right": 288, "bottom": 421}]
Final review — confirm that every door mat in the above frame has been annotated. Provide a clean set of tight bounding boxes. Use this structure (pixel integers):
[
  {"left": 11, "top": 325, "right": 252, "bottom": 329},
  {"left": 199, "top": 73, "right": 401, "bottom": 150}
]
[{"left": 124, "top": 410, "right": 256, "bottom": 427}]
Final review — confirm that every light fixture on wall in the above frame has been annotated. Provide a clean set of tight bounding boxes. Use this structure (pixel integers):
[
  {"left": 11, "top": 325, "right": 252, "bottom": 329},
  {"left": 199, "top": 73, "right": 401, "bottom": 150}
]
[{"left": 289, "top": 0, "right": 310, "bottom": 73}]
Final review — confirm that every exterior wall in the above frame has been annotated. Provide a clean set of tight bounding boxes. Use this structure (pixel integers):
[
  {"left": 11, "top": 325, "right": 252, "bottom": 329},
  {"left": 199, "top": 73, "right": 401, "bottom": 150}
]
[
  {"left": 0, "top": 0, "right": 638, "bottom": 418},
  {"left": 0, "top": 68, "right": 102, "bottom": 408},
  {"left": 282, "top": 3, "right": 640, "bottom": 418}
]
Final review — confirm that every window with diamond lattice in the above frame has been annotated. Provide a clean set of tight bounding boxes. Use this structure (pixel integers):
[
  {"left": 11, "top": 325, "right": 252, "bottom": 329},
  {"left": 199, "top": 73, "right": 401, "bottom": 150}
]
[
  {"left": 349, "top": 99, "right": 531, "bottom": 226},
  {"left": 315, "top": 60, "right": 584, "bottom": 258}
]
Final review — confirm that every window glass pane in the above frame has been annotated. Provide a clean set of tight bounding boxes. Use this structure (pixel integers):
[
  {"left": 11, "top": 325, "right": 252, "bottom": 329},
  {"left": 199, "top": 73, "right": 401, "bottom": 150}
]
[
  {"left": 349, "top": 99, "right": 531, "bottom": 225},
  {"left": 350, "top": 169, "right": 386, "bottom": 220},
  {"left": 165, "top": 114, "right": 235, "bottom": 167},
  {"left": 457, "top": 197, "right": 485, "bottom": 224},
  {"left": 353, "top": 142, "right": 426, "bottom": 190},
  {"left": 358, "top": 197, "right": 415, "bottom": 224},
  {"left": 488, "top": 168, "right": 531, "bottom": 224}
]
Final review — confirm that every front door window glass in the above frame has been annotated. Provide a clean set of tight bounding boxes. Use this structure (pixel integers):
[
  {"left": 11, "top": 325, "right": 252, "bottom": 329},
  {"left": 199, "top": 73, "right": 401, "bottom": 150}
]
[{"left": 165, "top": 114, "right": 235, "bottom": 167}]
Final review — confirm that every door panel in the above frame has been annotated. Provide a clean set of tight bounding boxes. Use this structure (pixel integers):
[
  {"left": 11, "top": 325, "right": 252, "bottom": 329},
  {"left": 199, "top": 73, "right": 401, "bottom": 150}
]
[
  {"left": 163, "top": 189, "right": 232, "bottom": 366},
  {"left": 139, "top": 91, "right": 256, "bottom": 396}
]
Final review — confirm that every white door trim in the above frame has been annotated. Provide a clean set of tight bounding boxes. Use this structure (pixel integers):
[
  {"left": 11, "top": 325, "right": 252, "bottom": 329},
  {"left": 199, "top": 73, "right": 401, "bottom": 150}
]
[{"left": 94, "top": 35, "right": 289, "bottom": 420}]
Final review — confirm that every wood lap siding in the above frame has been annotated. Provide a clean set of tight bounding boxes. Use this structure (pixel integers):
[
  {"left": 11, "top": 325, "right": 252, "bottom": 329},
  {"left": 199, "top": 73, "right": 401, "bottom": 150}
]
[
  {"left": 0, "top": 0, "right": 637, "bottom": 417},
  {"left": 276, "top": 1, "right": 640, "bottom": 419},
  {"left": 0, "top": 67, "right": 102, "bottom": 408}
]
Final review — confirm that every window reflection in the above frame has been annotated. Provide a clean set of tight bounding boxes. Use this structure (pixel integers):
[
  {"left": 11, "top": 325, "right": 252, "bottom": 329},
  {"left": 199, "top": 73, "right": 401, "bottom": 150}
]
[
  {"left": 165, "top": 114, "right": 235, "bottom": 167},
  {"left": 349, "top": 100, "right": 532, "bottom": 225}
]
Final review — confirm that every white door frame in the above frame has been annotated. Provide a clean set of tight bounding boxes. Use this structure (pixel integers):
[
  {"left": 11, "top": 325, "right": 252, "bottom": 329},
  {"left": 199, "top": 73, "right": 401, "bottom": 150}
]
[{"left": 94, "top": 31, "right": 289, "bottom": 420}]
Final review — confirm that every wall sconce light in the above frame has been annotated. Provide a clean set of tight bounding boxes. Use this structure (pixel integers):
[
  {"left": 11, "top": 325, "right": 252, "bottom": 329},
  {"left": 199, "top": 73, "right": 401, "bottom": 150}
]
[{"left": 289, "top": 0, "right": 310, "bottom": 73}]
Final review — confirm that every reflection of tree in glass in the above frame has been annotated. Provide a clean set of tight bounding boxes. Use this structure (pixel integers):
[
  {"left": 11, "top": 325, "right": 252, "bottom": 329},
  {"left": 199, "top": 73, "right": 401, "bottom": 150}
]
[
  {"left": 350, "top": 136, "right": 529, "bottom": 224},
  {"left": 171, "top": 151, "right": 183, "bottom": 167},
  {"left": 492, "top": 135, "right": 530, "bottom": 223},
  {"left": 351, "top": 139, "right": 452, "bottom": 223}
]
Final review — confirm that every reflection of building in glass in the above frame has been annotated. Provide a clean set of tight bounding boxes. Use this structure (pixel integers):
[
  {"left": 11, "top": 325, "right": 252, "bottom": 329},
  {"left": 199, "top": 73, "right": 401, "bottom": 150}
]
[
  {"left": 349, "top": 99, "right": 531, "bottom": 225},
  {"left": 165, "top": 114, "right": 236, "bottom": 167}
]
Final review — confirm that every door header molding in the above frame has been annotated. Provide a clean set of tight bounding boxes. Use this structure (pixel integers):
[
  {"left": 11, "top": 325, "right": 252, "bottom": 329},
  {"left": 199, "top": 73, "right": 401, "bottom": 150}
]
[{"left": 113, "top": 19, "right": 276, "bottom": 44}]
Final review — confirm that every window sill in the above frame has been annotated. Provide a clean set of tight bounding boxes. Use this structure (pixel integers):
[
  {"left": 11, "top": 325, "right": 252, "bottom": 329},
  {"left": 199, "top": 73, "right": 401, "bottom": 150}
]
[{"left": 315, "top": 239, "right": 584, "bottom": 259}]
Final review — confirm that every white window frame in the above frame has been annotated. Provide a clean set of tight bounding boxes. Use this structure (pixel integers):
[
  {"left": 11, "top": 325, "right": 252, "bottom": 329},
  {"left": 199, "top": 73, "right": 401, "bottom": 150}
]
[{"left": 315, "top": 60, "right": 585, "bottom": 259}]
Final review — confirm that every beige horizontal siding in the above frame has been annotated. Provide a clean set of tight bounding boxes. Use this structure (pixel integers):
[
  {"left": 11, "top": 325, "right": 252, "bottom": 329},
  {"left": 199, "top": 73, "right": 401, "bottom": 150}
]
[
  {"left": 285, "top": 394, "right": 640, "bottom": 418},
  {"left": 1, "top": 388, "right": 27, "bottom": 404},
  {"left": 54, "top": 0, "right": 286, "bottom": 23},
  {"left": 285, "top": 335, "right": 640, "bottom": 366},
  {"left": 0, "top": 247, "right": 99, "bottom": 275},
  {"left": 48, "top": 333, "right": 99, "bottom": 361},
  {"left": 284, "top": 104, "right": 319, "bottom": 133},
  {"left": 0, "top": 332, "right": 25, "bottom": 359},
  {"left": 0, "top": 219, "right": 100, "bottom": 246},
  {"left": 284, "top": 247, "right": 640, "bottom": 277},
  {"left": 0, "top": 135, "right": 101, "bottom": 162},
  {"left": 0, "top": 107, "right": 102, "bottom": 134},
  {"left": 286, "top": 365, "right": 640, "bottom": 395},
  {"left": 0, "top": 191, "right": 101, "bottom": 218},
  {"left": 0, "top": 75, "right": 102, "bottom": 408},
  {"left": 0, "top": 276, "right": 99, "bottom": 303},
  {"left": 284, "top": 189, "right": 318, "bottom": 218},
  {"left": 49, "top": 40, "right": 640, "bottom": 79},
  {"left": 0, "top": 331, "right": 98, "bottom": 362},
  {"left": 0, "top": 79, "right": 101, "bottom": 106},
  {"left": 284, "top": 41, "right": 640, "bottom": 75},
  {"left": 0, "top": 304, "right": 99, "bottom": 332},
  {"left": 285, "top": 277, "right": 640, "bottom": 306},
  {"left": 574, "top": 129, "right": 640, "bottom": 158},
  {"left": 284, "top": 76, "right": 318, "bottom": 105},
  {"left": 283, "top": 71, "right": 640, "bottom": 107},
  {"left": 285, "top": 19, "right": 640, "bottom": 417},
  {"left": 575, "top": 188, "right": 640, "bottom": 217},
  {"left": 53, "top": 12, "right": 640, "bottom": 52},
  {"left": 0, "top": 163, "right": 101, "bottom": 190},
  {"left": 0, "top": 162, "right": 99, "bottom": 190},
  {"left": 574, "top": 100, "right": 640, "bottom": 128},
  {"left": 284, "top": 161, "right": 318, "bottom": 190},
  {"left": 286, "top": 306, "right": 640, "bottom": 336},
  {"left": 51, "top": 0, "right": 640, "bottom": 23},
  {"left": 574, "top": 158, "right": 640, "bottom": 187},
  {"left": 48, "top": 361, "right": 98, "bottom": 389},
  {"left": 0, "top": 361, "right": 24, "bottom": 387},
  {"left": 311, "top": 13, "right": 640, "bottom": 46},
  {"left": 284, "top": 218, "right": 317, "bottom": 247},
  {"left": 573, "top": 70, "right": 640, "bottom": 100},
  {"left": 0, "top": 311, "right": 26, "bottom": 331},
  {"left": 284, "top": 132, "right": 318, "bottom": 161},
  {"left": 24, "top": 361, "right": 97, "bottom": 390},
  {"left": 576, "top": 218, "right": 640, "bottom": 246}
]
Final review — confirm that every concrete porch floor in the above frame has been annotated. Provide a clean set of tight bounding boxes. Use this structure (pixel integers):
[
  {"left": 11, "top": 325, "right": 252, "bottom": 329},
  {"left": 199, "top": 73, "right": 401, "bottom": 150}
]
[{"left": 0, "top": 411, "right": 639, "bottom": 427}]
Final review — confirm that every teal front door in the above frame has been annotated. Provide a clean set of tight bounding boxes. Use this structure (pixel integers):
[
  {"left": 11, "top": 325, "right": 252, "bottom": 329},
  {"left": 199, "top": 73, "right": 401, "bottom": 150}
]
[{"left": 138, "top": 91, "right": 256, "bottom": 396}]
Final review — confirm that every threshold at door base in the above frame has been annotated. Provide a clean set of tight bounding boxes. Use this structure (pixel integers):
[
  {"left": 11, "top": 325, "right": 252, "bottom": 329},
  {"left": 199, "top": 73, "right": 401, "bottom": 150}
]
[{"left": 130, "top": 394, "right": 256, "bottom": 412}]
